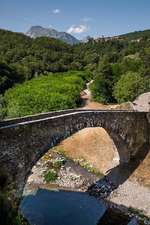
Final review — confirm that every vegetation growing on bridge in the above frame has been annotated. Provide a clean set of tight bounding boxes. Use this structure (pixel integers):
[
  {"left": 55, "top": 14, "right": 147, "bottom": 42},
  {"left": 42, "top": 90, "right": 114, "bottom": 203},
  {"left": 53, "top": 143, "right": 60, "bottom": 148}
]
[{"left": 2, "top": 71, "right": 86, "bottom": 118}]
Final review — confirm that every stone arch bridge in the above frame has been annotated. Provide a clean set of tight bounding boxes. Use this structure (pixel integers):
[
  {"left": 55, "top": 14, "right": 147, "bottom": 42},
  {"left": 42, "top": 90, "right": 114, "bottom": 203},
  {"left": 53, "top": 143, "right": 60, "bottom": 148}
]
[{"left": 0, "top": 109, "right": 150, "bottom": 201}]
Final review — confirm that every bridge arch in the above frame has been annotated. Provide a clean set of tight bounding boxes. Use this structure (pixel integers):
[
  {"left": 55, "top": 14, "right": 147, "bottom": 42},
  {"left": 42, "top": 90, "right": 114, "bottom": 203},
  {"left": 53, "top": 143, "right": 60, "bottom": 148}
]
[
  {"left": 0, "top": 110, "right": 149, "bottom": 202},
  {"left": 52, "top": 126, "right": 120, "bottom": 174}
]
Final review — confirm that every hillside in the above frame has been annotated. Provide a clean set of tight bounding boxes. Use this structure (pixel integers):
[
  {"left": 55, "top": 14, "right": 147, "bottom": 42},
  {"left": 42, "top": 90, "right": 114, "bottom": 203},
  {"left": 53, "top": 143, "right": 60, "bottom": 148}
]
[
  {"left": 0, "top": 29, "right": 74, "bottom": 93},
  {"left": 0, "top": 28, "right": 150, "bottom": 225},
  {"left": 119, "top": 29, "right": 150, "bottom": 40},
  {"left": 95, "top": 29, "right": 150, "bottom": 41},
  {"left": 0, "top": 28, "right": 150, "bottom": 118}
]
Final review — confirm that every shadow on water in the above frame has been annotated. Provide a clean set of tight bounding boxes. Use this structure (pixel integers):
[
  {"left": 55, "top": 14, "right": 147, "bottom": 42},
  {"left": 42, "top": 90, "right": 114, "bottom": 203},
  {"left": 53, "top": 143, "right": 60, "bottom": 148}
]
[{"left": 20, "top": 189, "right": 106, "bottom": 225}]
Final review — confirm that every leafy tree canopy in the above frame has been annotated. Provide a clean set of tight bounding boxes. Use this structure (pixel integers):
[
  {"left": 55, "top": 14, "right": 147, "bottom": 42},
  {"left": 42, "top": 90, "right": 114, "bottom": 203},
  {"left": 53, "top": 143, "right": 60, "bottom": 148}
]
[{"left": 113, "top": 72, "right": 150, "bottom": 103}]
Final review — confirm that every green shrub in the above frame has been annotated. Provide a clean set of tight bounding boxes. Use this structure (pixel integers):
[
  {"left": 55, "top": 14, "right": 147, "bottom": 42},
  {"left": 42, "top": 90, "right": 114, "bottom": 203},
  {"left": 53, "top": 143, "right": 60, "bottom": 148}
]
[{"left": 44, "top": 169, "right": 57, "bottom": 182}]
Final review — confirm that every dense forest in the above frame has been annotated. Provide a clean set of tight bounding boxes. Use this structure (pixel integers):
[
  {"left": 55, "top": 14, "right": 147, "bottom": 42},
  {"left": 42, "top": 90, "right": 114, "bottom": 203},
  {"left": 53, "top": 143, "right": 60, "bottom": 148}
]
[{"left": 0, "top": 28, "right": 150, "bottom": 118}]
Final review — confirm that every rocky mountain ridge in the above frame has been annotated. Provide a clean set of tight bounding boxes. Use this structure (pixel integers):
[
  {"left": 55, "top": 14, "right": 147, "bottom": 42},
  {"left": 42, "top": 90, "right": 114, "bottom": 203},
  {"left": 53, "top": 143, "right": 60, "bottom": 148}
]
[{"left": 26, "top": 25, "right": 80, "bottom": 45}]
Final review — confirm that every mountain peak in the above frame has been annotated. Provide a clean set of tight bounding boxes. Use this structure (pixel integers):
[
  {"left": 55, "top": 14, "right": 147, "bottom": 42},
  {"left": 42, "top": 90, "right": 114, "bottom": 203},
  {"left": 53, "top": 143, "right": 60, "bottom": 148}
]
[{"left": 26, "top": 25, "right": 80, "bottom": 45}]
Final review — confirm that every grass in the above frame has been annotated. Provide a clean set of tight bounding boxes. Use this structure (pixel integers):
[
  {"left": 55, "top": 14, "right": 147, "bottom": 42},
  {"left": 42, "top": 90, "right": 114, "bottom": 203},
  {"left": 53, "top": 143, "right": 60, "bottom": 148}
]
[
  {"left": 75, "top": 158, "right": 104, "bottom": 177},
  {"left": 53, "top": 146, "right": 104, "bottom": 177},
  {"left": 52, "top": 158, "right": 65, "bottom": 169}
]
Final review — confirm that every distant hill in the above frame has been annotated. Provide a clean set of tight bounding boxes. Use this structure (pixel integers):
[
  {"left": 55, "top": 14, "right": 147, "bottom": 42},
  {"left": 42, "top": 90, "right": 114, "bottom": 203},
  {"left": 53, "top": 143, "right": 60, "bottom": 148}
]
[
  {"left": 95, "top": 29, "right": 150, "bottom": 42},
  {"left": 26, "top": 26, "right": 80, "bottom": 45},
  {"left": 119, "top": 29, "right": 150, "bottom": 41}
]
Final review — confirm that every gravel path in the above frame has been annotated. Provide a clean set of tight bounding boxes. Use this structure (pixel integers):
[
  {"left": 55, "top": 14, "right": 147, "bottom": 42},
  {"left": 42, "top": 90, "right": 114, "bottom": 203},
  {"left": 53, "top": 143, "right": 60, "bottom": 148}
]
[{"left": 109, "top": 180, "right": 150, "bottom": 217}]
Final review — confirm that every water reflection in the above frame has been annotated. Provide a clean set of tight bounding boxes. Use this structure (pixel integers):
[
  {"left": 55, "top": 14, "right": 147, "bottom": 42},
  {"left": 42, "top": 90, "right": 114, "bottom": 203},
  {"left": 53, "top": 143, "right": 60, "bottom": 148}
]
[{"left": 20, "top": 189, "right": 106, "bottom": 225}]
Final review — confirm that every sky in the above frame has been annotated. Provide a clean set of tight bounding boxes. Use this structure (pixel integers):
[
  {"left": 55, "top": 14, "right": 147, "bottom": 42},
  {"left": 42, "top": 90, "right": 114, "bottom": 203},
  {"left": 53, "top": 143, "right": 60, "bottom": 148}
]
[{"left": 0, "top": 0, "right": 150, "bottom": 39}]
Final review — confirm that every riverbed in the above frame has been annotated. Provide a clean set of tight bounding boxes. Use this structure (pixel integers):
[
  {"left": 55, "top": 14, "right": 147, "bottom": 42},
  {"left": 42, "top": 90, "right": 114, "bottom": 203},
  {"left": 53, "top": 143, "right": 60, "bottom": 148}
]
[{"left": 20, "top": 148, "right": 150, "bottom": 225}]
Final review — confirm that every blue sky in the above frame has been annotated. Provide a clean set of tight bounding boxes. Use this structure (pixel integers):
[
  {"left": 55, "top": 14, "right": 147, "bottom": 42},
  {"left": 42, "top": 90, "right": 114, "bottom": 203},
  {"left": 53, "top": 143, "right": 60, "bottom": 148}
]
[{"left": 0, "top": 0, "right": 150, "bottom": 39}]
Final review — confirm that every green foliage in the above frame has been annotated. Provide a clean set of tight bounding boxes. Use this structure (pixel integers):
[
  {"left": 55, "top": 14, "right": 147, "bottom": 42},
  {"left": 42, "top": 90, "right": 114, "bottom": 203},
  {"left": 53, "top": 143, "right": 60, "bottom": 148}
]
[
  {"left": 90, "top": 75, "right": 109, "bottom": 103},
  {"left": 52, "top": 159, "right": 65, "bottom": 169},
  {"left": 113, "top": 72, "right": 150, "bottom": 103},
  {"left": 0, "top": 95, "right": 5, "bottom": 119},
  {"left": 0, "top": 29, "right": 74, "bottom": 87},
  {"left": 44, "top": 169, "right": 57, "bottom": 182},
  {"left": 1, "top": 28, "right": 150, "bottom": 107},
  {"left": 90, "top": 59, "right": 115, "bottom": 103},
  {"left": 0, "top": 62, "right": 21, "bottom": 94},
  {"left": 4, "top": 71, "right": 85, "bottom": 118},
  {"left": 0, "top": 191, "right": 28, "bottom": 225},
  {"left": 75, "top": 158, "right": 104, "bottom": 177},
  {"left": 121, "top": 57, "right": 144, "bottom": 73},
  {"left": 120, "top": 29, "right": 150, "bottom": 41},
  {"left": 88, "top": 38, "right": 150, "bottom": 104}
]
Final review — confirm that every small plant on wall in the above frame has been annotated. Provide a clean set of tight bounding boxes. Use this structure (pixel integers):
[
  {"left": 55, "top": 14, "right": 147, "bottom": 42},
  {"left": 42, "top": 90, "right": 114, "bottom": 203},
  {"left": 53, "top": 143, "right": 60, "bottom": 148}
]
[{"left": 44, "top": 169, "right": 58, "bottom": 182}]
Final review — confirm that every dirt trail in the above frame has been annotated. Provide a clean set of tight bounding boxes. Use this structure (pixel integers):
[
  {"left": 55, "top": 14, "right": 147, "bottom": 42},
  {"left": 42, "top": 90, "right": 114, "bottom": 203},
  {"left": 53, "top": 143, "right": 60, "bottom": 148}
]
[{"left": 80, "top": 81, "right": 119, "bottom": 110}]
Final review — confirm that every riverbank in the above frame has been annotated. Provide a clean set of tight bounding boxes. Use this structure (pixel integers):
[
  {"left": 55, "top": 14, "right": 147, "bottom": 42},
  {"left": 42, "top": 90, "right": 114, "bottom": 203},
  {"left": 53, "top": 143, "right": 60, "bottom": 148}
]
[
  {"left": 23, "top": 147, "right": 150, "bottom": 224},
  {"left": 22, "top": 82, "right": 150, "bottom": 224},
  {"left": 23, "top": 149, "right": 99, "bottom": 196},
  {"left": 109, "top": 180, "right": 150, "bottom": 217}
]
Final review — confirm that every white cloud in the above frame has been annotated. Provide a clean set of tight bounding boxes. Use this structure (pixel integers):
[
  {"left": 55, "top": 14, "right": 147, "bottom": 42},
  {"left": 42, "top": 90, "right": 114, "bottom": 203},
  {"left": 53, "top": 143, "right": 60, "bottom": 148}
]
[
  {"left": 52, "top": 9, "right": 60, "bottom": 14},
  {"left": 67, "top": 24, "right": 89, "bottom": 34}
]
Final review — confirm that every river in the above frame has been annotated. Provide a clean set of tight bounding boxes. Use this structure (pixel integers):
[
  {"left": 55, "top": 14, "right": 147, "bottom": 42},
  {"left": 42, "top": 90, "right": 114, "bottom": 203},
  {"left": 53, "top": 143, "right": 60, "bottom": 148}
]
[{"left": 20, "top": 188, "right": 106, "bottom": 225}]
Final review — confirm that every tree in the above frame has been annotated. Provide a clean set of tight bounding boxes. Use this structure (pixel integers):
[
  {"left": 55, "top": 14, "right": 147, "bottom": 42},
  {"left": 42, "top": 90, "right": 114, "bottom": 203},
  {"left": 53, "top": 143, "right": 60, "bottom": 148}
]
[
  {"left": 0, "top": 63, "right": 20, "bottom": 94},
  {"left": 0, "top": 95, "right": 5, "bottom": 119},
  {"left": 113, "top": 72, "right": 150, "bottom": 103},
  {"left": 90, "top": 59, "right": 115, "bottom": 103}
]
